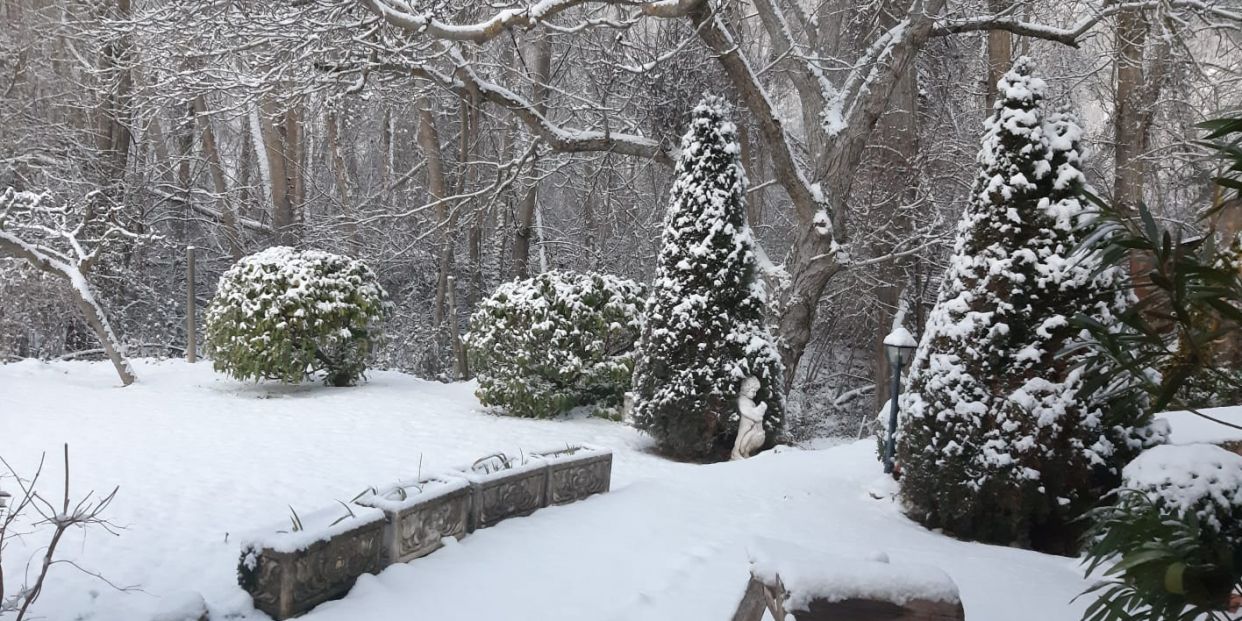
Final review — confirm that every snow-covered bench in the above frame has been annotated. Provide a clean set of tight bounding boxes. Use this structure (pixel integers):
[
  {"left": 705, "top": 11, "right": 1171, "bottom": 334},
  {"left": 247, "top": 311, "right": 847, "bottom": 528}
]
[{"left": 732, "top": 541, "right": 965, "bottom": 621}]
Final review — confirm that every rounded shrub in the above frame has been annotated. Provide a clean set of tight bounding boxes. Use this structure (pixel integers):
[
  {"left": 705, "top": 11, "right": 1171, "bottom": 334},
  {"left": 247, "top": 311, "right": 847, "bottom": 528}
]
[
  {"left": 464, "top": 270, "right": 645, "bottom": 418},
  {"left": 205, "top": 246, "right": 390, "bottom": 387}
]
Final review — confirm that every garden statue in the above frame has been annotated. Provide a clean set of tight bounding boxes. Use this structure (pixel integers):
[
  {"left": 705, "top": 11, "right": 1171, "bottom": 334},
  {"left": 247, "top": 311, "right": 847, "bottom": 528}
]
[{"left": 731, "top": 376, "right": 767, "bottom": 460}]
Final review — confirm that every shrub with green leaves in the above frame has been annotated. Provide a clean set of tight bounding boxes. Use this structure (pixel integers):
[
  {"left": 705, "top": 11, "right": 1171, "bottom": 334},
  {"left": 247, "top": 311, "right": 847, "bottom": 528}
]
[
  {"left": 205, "top": 246, "right": 390, "bottom": 387},
  {"left": 465, "top": 270, "right": 645, "bottom": 418},
  {"left": 1079, "top": 444, "right": 1242, "bottom": 621}
]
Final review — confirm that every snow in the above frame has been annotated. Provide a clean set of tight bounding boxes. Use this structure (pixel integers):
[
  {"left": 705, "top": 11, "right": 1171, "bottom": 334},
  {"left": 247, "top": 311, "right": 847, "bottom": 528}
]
[
  {"left": 1122, "top": 443, "right": 1242, "bottom": 533},
  {"left": 243, "top": 504, "right": 385, "bottom": 555},
  {"left": 1156, "top": 405, "right": 1242, "bottom": 445},
  {"left": 355, "top": 476, "right": 470, "bottom": 513},
  {"left": 749, "top": 538, "right": 960, "bottom": 610},
  {"left": 883, "top": 327, "right": 917, "bottom": 348},
  {"left": 0, "top": 359, "right": 1099, "bottom": 621}
]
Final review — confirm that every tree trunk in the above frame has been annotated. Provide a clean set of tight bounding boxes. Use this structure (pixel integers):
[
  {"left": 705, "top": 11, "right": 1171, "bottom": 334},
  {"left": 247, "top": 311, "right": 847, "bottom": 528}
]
[
  {"left": 418, "top": 97, "right": 452, "bottom": 326},
  {"left": 872, "top": 2, "right": 921, "bottom": 410},
  {"left": 257, "top": 97, "right": 304, "bottom": 245},
  {"left": 512, "top": 30, "right": 552, "bottom": 280},
  {"left": 1113, "top": 6, "right": 1169, "bottom": 297},
  {"left": 325, "top": 108, "right": 357, "bottom": 252},
  {"left": 96, "top": 0, "right": 133, "bottom": 185},
  {"left": 984, "top": 0, "right": 1013, "bottom": 109},
  {"left": 192, "top": 96, "right": 242, "bottom": 259}
]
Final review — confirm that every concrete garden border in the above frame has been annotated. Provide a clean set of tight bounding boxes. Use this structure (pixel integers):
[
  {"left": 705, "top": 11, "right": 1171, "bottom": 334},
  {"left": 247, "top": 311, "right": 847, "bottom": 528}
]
[
  {"left": 238, "top": 505, "right": 386, "bottom": 620},
  {"left": 239, "top": 445, "right": 613, "bottom": 618},
  {"left": 455, "top": 453, "right": 549, "bottom": 530},
  {"left": 534, "top": 444, "right": 613, "bottom": 505},
  {"left": 356, "top": 476, "right": 472, "bottom": 564}
]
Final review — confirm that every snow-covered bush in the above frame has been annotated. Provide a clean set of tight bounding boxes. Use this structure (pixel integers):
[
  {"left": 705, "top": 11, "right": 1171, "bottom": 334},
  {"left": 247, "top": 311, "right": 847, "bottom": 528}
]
[
  {"left": 205, "top": 246, "right": 390, "bottom": 387},
  {"left": 1080, "top": 444, "right": 1242, "bottom": 620},
  {"left": 464, "top": 270, "right": 645, "bottom": 418},
  {"left": 631, "top": 95, "right": 785, "bottom": 460},
  {"left": 896, "top": 58, "right": 1161, "bottom": 553}
]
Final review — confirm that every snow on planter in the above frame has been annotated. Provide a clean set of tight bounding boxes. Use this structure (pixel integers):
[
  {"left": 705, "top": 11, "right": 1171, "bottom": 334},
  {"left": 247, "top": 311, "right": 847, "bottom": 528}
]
[
  {"left": 454, "top": 452, "right": 550, "bottom": 530},
  {"left": 238, "top": 504, "right": 385, "bottom": 620},
  {"left": 532, "top": 444, "right": 613, "bottom": 505},
  {"left": 1122, "top": 443, "right": 1242, "bottom": 533},
  {"left": 735, "top": 539, "right": 964, "bottom": 621},
  {"left": 355, "top": 476, "right": 471, "bottom": 564}
]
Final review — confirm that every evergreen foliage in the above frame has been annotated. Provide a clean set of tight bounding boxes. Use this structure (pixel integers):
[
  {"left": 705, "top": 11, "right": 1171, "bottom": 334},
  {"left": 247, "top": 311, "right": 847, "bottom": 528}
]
[
  {"left": 1079, "top": 445, "right": 1242, "bottom": 621},
  {"left": 205, "top": 246, "right": 390, "bottom": 387},
  {"left": 631, "top": 95, "right": 785, "bottom": 460},
  {"left": 1070, "top": 113, "right": 1242, "bottom": 620},
  {"left": 897, "top": 58, "right": 1161, "bottom": 553},
  {"left": 464, "top": 270, "right": 645, "bottom": 419}
]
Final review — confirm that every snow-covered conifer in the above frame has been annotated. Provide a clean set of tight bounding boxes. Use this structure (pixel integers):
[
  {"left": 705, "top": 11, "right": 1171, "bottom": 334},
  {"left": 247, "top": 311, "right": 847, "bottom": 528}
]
[
  {"left": 897, "top": 58, "right": 1160, "bottom": 553},
  {"left": 205, "top": 247, "right": 390, "bottom": 387},
  {"left": 631, "top": 96, "right": 785, "bottom": 460}
]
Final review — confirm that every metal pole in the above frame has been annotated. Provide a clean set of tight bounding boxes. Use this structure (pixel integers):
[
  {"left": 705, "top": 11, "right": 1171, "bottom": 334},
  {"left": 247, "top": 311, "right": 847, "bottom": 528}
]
[
  {"left": 883, "top": 358, "right": 902, "bottom": 474},
  {"left": 186, "top": 246, "right": 197, "bottom": 363}
]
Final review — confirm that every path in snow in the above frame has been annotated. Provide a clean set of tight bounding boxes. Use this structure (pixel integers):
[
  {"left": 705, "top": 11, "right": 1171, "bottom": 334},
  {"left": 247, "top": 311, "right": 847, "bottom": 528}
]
[{"left": 1, "top": 359, "right": 1091, "bottom": 620}]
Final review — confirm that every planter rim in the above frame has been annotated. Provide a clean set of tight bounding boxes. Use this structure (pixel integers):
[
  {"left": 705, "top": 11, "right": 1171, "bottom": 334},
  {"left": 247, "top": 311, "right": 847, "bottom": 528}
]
[
  {"left": 355, "top": 476, "right": 470, "bottom": 512},
  {"left": 241, "top": 504, "right": 384, "bottom": 554},
  {"left": 452, "top": 454, "right": 548, "bottom": 483},
  {"left": 531, "top": 443, "right": 612, "bottom": 464}
]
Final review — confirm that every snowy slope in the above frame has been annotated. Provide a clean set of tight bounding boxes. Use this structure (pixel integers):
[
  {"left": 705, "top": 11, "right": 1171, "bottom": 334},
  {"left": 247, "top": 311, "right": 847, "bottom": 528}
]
[
  {"left": 0, "top": 360, "right": 1092, "bottom": 620},
  {"left": 1156, "top": 405, "right": 1242, "bottom": 445}
]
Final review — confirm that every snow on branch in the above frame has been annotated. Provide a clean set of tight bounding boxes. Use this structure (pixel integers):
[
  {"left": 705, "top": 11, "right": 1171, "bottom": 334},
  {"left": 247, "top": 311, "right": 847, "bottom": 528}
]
[
  {"left": 357, "top": 0, "right": 704, "bottom": 43},
  {"left": 687, "top": 4, "right": 823, "bottom": 224},
  {"left": 933, "top": 0, "right": 1242, "bottom": 47},
  {"left": 400, "top": 50, "right": 677, "bottom": 164}
]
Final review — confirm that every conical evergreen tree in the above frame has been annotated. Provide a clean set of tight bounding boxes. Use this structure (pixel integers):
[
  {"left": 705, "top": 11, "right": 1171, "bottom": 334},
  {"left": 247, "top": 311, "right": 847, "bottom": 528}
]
[
  {"left": 631, "top": 96, "right": 785, "bottom": 460},
  {"left": 896, "top": 58, "right": 1158, "bottom": 553}
]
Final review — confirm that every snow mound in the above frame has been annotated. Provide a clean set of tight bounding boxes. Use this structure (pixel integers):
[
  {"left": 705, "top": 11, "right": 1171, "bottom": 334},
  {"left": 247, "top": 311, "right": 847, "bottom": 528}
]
[
  {"left": 748, "top": 538, "right": 960, "bottom": 611},
  {"left": 1122, "top": 443, "right": 1242, "bottom": 533}
]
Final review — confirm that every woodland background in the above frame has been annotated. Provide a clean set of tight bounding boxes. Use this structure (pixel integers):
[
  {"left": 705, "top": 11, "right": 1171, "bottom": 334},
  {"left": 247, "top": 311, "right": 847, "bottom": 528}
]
[{"left": 1, "top": 0, "right": 1239, "bottom": 437}]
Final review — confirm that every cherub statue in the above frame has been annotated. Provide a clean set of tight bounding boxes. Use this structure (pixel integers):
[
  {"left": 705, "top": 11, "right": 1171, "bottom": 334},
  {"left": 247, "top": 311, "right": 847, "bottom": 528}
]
[{"left": 731, "top": 376, "right": 767, "bottom": 460}]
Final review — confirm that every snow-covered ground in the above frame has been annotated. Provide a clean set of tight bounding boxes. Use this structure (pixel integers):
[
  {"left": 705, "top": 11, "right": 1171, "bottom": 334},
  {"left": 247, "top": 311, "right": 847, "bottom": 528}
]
[
  {"left": 1156, "top": 405, "right": 1242, "bottom": 445},
  {"left": 0, "top": 359, "right": 1161, "bottom": 621}
]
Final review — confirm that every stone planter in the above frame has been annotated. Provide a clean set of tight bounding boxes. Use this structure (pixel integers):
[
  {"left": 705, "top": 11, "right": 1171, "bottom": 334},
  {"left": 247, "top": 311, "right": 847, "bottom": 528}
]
[
  {"left": 456, "top": 454, "right": 549, "bottom": 530},
  {"left": 534, "top": 445, "right": 613, "bottom": 505},
  {"left": 356, "top": 476, "right": 471, "bottom": 564},
  {"left": 238, "top": 505, "right": 385, "bottom": 620}
]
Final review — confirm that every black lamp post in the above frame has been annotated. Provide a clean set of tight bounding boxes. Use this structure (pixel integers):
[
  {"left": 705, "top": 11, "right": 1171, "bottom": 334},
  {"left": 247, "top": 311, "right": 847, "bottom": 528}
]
[{"left": 882, "top": 327, "right": 917, "bottom": 474}]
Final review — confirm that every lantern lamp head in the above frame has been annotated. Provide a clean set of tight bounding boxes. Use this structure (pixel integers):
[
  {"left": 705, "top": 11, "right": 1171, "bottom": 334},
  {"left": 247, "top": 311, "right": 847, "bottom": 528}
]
[{"left": 883, "top": 327, "right": 918, "bottom": 367}]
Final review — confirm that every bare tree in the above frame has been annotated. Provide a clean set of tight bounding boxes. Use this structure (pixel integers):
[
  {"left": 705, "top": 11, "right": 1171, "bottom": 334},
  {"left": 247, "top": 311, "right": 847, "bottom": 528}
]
[
  {"left": 0, "top": 445, "right": 123, "bottom": 620},
  {"left": 0, "top": 189, "right": 145, "bottom": 385}
]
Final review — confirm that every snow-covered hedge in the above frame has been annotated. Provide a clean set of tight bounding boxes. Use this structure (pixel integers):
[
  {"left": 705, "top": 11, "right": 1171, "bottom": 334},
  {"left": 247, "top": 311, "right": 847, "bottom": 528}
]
[
  {"left": 205, "top": 247, "right": 390, "bottom": 387},
  {"left": 464, "top": 270, "right": 645, "bottom": 418}
]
